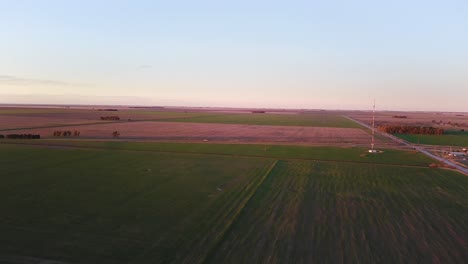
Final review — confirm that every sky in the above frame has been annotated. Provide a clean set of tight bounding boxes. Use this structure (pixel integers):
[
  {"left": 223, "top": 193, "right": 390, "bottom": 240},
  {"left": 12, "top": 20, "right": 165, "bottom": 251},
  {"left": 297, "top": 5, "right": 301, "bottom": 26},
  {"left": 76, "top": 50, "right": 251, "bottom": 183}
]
[{"left": 0, "top": 0, "right": 467, "bottom": 111}]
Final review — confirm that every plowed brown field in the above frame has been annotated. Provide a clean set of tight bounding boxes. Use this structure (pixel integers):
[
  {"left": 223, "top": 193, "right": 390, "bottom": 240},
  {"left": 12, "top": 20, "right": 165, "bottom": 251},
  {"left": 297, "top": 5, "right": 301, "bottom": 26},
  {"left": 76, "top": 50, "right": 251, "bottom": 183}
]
[
  {"left": 7, "top": 121, "right": 390, "bottom": 146},
  {"left": 0, "top": 108, "right": 204, "bottom": 130},
  {"left": 0, "top": 115, "right": 110, "bottom": 130}
]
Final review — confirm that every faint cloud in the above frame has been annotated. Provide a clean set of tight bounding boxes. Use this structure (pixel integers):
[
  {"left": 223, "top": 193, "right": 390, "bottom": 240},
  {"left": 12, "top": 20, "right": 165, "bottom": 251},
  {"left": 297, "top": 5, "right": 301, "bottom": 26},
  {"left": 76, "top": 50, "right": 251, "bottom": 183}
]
[
  {"left": 0, "top": 75, "right": 80, "bottom": 86},
  {"left": 138, "top": 64, "right": 152, "bottom": 69},
  {"left": 0, "top": 93, "right": 161, "bottom": 106}
]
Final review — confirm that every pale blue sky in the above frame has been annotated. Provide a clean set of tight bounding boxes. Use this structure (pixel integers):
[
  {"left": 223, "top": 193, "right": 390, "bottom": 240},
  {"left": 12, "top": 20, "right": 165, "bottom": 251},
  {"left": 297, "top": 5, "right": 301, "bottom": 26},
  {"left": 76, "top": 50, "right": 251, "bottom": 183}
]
[{"left": 0, "top": 0, "right": 467, "bottom": 111}]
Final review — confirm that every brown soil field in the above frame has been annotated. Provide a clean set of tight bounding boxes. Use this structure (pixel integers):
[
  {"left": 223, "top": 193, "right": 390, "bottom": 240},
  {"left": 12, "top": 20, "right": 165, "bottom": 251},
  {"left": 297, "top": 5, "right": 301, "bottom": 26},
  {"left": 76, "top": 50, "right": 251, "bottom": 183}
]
[
  {"left": 347, "top": 111, "right": 468, "bottom": 130},
  {"left": 0, "top": 107, "right": 201, "bottom": 130},
  {"left": 6, "top": 121, "right": 391, "bottom": 146},
  {"left": 0, "top": 115, "right": 111, "bottom": 130}
]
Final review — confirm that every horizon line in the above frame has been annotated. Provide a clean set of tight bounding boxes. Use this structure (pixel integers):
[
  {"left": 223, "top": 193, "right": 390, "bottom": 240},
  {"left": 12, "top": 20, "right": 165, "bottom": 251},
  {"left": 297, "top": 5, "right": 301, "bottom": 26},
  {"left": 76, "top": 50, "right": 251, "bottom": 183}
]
[{"left": 0, "top": 103, "right": 466, "bottom": 113}]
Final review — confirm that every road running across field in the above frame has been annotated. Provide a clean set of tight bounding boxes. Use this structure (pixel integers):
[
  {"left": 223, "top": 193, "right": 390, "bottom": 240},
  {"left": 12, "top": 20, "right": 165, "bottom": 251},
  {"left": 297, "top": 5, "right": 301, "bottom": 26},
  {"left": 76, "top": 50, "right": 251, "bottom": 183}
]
[{"left": 344, "top": 115, "right": 468, "bottom": 175}]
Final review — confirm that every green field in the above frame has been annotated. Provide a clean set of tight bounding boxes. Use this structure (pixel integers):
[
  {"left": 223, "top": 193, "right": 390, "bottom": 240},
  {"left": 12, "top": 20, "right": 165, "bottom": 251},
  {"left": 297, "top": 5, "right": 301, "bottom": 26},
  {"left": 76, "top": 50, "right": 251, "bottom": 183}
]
[
  {"left": 0, "top": 142, "right": 466, "bottom": 263},
  {"left": 1, "top": 140, "right": 434, "bottom": 166},
  {"left": 208, "top": 160, "right": 467, "bottom": 263},
  {"left": 164, "top": 113, "right": 362, "bottom": 128},
  {"left": 396, "top": 132, "right": 468, "bottom": 147},
  {"left": 0, "top": 144, "right": 275, "bottom": 263}
]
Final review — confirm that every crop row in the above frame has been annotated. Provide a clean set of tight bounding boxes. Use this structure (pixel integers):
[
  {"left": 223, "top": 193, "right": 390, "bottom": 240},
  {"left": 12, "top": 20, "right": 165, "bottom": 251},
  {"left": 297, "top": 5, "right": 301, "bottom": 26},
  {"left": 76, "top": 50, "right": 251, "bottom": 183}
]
[{"left": 209, "top": 160, "right": 468, "bottom": 263}]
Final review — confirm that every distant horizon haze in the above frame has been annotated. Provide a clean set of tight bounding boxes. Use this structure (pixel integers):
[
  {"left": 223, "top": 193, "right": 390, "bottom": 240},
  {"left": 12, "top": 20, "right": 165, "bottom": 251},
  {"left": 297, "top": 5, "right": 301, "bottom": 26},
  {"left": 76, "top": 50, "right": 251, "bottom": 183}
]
[{"left": 0, "top": 93, "right": 466, "bottom": 113}]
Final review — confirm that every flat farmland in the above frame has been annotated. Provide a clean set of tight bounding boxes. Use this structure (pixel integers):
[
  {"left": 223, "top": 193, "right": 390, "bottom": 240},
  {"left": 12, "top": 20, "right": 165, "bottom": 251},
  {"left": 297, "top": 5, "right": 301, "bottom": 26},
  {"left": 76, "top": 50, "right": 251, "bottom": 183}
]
[
  {"left": 0, "top": 107, "right": 362, "bottom": 134},
  {"left": 0, "top": 142, "right": 466, "bottom": 263},
  {"left": 346, "top": 111, "right": 468, "bottom": 147},
  {"left": 347, "top": 111, "right": 468, "bottom": 130},
  {"left": 0, "top": 140, "right": 433, "bottom": 166},
  {"left": 396, "top": 132, "right": 468, "bottom": 147},
  {"left": 0, "top": 108, "right": 103, "bottom": 130},
  {"left": 165, "top": 113, "right": 362, "bottom": 128},
  {"left": 208, "top": 160, "right": 468, "bottom": 263},
  {"left": 6, "top": 121, "right": 388, "bottom": 146},
  {"left": 0, "top": 107, "right": 218, "bottom": 131},
  {"left": 0, "top": 144, "right": 275, "bottom": 264},
  {"left": 0, "top": 115, "right": 112, "bottom": 131}
]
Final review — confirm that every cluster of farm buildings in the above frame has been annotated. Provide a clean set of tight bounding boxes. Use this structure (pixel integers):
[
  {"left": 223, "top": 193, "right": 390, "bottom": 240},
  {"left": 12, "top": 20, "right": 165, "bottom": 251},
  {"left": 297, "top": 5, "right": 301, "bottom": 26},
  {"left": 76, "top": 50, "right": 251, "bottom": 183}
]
[{"left": 448, "top": 148, "right": 467, "bottom": 157}]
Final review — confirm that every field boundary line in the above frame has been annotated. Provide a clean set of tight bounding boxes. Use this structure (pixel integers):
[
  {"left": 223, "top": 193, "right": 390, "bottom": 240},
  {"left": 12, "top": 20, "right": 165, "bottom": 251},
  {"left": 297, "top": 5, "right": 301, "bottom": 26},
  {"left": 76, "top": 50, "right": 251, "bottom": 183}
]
[{"left": 200, "top": 160, "right": 279, "bottom": 264}]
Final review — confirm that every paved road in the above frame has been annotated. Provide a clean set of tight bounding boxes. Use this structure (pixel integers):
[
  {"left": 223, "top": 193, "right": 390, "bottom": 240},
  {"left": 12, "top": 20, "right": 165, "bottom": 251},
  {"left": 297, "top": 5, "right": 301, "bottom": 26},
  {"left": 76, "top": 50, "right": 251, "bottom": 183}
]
[{"left": 344, "top": 115, "right": 468, "bottom": 175}]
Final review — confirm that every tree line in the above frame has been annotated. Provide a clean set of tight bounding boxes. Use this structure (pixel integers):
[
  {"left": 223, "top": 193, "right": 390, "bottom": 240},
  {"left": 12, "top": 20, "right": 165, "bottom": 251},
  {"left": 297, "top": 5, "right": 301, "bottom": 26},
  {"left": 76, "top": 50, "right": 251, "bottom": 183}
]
[
  {"left": 98, "top": 109, "right": 118, "bottom": 111},
  {"left": 53, "top": 130, "right": 81, "bottom": 137},
  {"left": 378, "top": 126, "right": 444, "bottom": 135},
  {"left": 101, "top": 116, "right": 120, "bottom": 120},
  {"left": 0, "top": 134, "right": 41, "bottom": 139},
  {"left": 432, "top": 120, "right": 465, "bottom": 127}
]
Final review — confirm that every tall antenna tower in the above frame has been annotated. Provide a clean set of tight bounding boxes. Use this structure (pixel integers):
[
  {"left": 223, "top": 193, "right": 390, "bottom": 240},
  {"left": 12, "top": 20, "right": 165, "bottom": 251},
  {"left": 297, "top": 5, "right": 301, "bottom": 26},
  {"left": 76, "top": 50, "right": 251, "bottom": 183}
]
[
  {"left": 371, "top": 99, "right": 375, "bottom": 151},
  {"left": 369, "top": 99, "right": 377, "bottom": 153}
]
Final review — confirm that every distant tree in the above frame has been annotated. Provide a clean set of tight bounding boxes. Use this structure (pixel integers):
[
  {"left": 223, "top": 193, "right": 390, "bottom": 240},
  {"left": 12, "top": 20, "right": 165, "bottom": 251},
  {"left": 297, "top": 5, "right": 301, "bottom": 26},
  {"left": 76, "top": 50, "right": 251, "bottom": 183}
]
[
  {"left": 5, "top": 134, "right": 40, "bottom": 139},
  {"left": 101, "top": 116, "right": 120, "bottom": 120}
]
